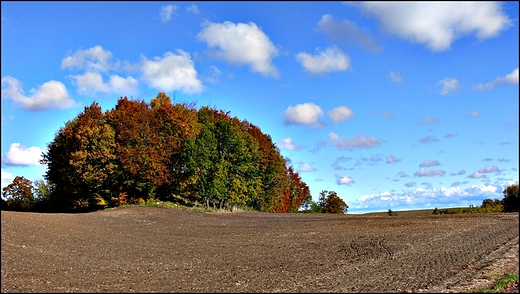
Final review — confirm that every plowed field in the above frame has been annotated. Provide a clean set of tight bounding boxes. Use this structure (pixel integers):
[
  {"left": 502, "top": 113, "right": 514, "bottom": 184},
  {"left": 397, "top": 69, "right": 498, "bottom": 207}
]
[{"left": 1, "top": 206, "right": 518, "bottom": 292}]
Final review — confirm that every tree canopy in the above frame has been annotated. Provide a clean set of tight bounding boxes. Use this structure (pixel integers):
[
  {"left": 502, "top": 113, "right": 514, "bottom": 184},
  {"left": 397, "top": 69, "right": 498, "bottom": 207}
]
[{"left": 35, "top": 93, "right": 311, "bottom": 212}]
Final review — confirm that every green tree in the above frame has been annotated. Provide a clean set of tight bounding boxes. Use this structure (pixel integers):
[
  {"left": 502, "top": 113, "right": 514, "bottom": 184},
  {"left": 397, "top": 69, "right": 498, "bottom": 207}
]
[
  {"left": 2, "top": 176, "right": 34, "bottom": 211},
  {"left": 502, "top": 184, "right": 519, "bottom": 212},
  {"left": 41, "top": 102, "right": 117, "bottom": 211}
]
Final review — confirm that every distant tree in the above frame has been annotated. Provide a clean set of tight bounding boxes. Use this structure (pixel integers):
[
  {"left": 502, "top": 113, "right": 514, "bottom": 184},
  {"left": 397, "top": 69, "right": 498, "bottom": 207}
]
[
  {"left": 502, "top": 184, "right": 519, "bottom": 212},
  {"left": 432, "top": 207, "right": 440, "bottom": 215},
  {"left": 2, "top": 176, "right": 34, "bottom": 211},
  {"left": 388, "top": 209, "right": 393, "bottom": 216},
  {"left": 318, "top": 190, "right": 348, "bottom": 214}
]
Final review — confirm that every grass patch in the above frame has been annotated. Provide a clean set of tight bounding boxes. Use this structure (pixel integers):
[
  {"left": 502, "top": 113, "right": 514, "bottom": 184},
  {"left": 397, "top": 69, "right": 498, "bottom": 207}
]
[
  {"left": 110, "top": 199, "right": 225, "bottom": 213},
  {"left": 464, "top": 272, "right": 518, "bottom": 293}
]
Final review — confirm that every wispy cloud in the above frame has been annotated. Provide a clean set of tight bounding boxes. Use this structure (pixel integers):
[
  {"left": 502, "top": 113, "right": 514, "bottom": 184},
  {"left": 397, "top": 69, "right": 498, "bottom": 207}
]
[
  {"left": 473, "top": 68, "right": 519, "bottom": 91},
  {"left": 418, "top": 135, "right": 439, "bottom": 144},
  {"left": 317, "top": 14, "right": 381, "bottom": 52},
  {"left": 277, "top": 137, "right": 302, "bottom": 151},
  {"left": 419, "top": 160, "right": 441, "bottom": 168},
  {"left": 386, "top": 155, "right": 401, "bottom": 164},
  {"left": 414, "top": 168, "right": 446, "bottom": 177},
  {"left": 160, "top": 5, "right": 178, "bottom": 23},
  {"left": 329, "top": 133, "right": 381, "bottom": 150},
  {"left": 436, "top": 77, "right": 460, "bottom": 95},
  {"left": 389, "top": 71, "right": 403, "bottom": 82}
]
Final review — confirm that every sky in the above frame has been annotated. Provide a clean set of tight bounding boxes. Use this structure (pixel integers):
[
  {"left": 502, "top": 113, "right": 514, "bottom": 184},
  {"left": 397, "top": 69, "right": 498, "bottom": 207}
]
[{"left": 1, "top": 2, "right": 518, "bottom": 214}]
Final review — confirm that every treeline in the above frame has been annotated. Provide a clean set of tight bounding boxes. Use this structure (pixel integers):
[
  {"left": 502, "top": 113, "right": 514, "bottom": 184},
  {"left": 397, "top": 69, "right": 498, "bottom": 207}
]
[
  {"left": 2, "top": 93, "right": 315, "bottom": 213},
  {"left": 433, "top": 184, "right": 519, "bottom": 214}
]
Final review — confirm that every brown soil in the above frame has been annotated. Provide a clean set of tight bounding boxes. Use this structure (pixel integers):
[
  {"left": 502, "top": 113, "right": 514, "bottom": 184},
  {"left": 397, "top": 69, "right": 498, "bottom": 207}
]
[{"left": 1, "top": 206, "right": 518, "bottom": 292}]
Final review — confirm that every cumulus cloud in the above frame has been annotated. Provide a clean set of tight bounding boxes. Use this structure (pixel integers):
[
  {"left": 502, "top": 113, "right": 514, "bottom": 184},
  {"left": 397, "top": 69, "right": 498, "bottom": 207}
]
[
  {"left": 141, "top": 50, "right": 203, "bottom": 94},
  {"left": 336, "top": 174, "right": 355, "bottom": 185},
  {"left": 298, "top": 163, "right": 316, "bottom": 173},
  {"left": 386, "top": 155, "right": 401, "bottom": 164},
  {"left": 436, "top": 77, "right": 460, "bottom": 95},
  {"left": 418, "top": 117, "right": 440, "bottom": 124},
  {"left": 357, "top": 2, "right": 512, "bottom": 52},
  {"left": 414, "top": 168, "right": 446, "bottom": 177},
  {"left": 1, "top": 76, "right": 77, "bottom": 111},
  {"left": 185, "top": 5, "right": 199, "bottom": 14},
  {"left": 419, "top": 160, "right": 441, "bottom": 168},
  {"left": 317, "top": 14, "right": 381, "bottom": 52},
  {"left": 284, "top": 102, "right": 324, "bottom": 126},
  {"left": 389, "top": 71, "right": 403, "bottom": 82},
  {"left": 329, "top": 132, "right": 381, "bottom": 150},
  {"left": 1, "top": 143, "right": 43, "bottom": 166},
  {"left": 277, "top": 137, "right": 302, "bottom": 151},
  {"left": 328, "top": 106, "right": 353, "bottom": 124},
  {"left": 1, "top": 170, "right": 15, "bottom": 189},
  {"left": 69, "top": 71, "right": 138, "bottom": 96},
  {"left": 469, "top": 172, "right": 486, "bottom": 179},
  {"left": 418, "top": 135, "right": 439, "bottom": 144},
  {"left": 473, "top": 68, "right": 519, "bottom": 91},
  {"left": 198, "top": 21, "right": 279, "bottom": 77},
  {"left": 160, "top": 5, "right": 177, "bottom": 23},
  {"left": 61, "top": 45, "right": 115, "bottom": 73},
  {"left": 296, "top": 46, "right": 351, "bottom": 74}
]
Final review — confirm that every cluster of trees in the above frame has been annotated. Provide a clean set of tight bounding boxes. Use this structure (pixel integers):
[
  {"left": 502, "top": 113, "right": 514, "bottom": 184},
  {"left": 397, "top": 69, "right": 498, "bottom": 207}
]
[
  {"left": 301, "top": 190, "right": 349, "bottom": 213},
  {"left": 433, "top": 184, "right": 519, "bottom": 214},
  {"left": 3, "top": 93, "right": 320, "bottom": 213}
]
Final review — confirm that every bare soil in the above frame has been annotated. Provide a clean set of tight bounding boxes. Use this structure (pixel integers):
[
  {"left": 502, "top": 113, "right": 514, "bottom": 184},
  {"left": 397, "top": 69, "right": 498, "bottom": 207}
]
[{"left": 1, "top": 206, "right": 518, "bottom": 292}]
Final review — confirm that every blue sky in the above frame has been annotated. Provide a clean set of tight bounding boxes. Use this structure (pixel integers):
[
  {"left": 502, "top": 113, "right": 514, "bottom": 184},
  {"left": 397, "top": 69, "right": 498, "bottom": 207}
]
[{"left": 1, "top": 2, "right": 518, "bottom": 214}]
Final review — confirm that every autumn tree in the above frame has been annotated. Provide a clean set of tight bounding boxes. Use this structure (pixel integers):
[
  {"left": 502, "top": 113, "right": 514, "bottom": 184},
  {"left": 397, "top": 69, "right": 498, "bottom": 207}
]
[
  {"left": 2, "top": 176, "right": 34, "bottom": 211},
  {"left": 502, "top": 184, "right": 519, "bottom": 212},
  {"left": 318, "top": 190, "right": 349, "bottom": 214}
]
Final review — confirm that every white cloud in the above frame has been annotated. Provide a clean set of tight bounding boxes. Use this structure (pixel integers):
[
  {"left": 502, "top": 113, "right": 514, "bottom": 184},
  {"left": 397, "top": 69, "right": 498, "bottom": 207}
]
[
  {"left": 418, "top": 117, "right": 440, "bottom": 124},
  {"left": 357, "top": 2, "right": 512, "bottom": 52},
  {"left": 141, "top": 50, "right": 203, "bottom": 94},
  {"left": 296, "top": 46, "right": 351, "bottom": 74},
  {"left": 389, "top": 71, "right": 403, "bottom": 82},
  {"left": 277, "top": 137, "right": 302, "bottom": 151},
  {"left": 398, "top": 171, "right": 408, "bottom": 178},
  {"left": 317, "top": 14, "right": 381, "bottom": 51},
  {"left": 69, "top": 71, "right": 138, "bottom": 96},
  {"left": 336, "top": 174, "right": 355, "bottom": 185},
  {"left": 386, "top": 155, "right": 401, "bottom": 164},
  {"left": 436, "top": 77, "right": 460, "bottom": 95},
  {"left": 419, "top": 160, "right": 441, "bottom": 168},
  {"left": 469, "top": 171, "right": 486, "bottom": 179},
  {"left": 478, "top": 165, "right": 500, "bottom": 173},
  {"left": 1, "top": 76, "right": 77, "bottom": 111},
  {"left": 418, "top": 135, "right": 439, "bottom": 144},
  {"left": 298, "top": 163, "right": 316, "bottom": 173},
  {"left": 198, "top": 21, "right": 279, "bottom": 77},
  {"left": 469, "top": 110, "right": 481, "bottom": 118},
  {"left": 414, "top": 168, "right": 446, "bottom": 177},
  {"left": 405, "top": 182, "right": 416, "bottom": 187},
  {"left": 284, "top": 103, "right": 324, "bottom": 125},
  {"left": 1, "top": 143, "right": 43, "bottom": 166},
  {"left": 1, "top": 170, "right": 15, "bottom": 189},
  {"left": 329, "top": 132, "right": 381, "bottom": 150},
  {"left": 353, "top": 184, "right": 501, "bottom": 211},
  {"left": 61, "top": 45, "right": 115, "bottom": 72},
  {"left": 185, "top": 5, "right": 199, "bottom": 14},
  {"left": 160, "top": 5, "right": 177, "bottom": 23},
  {"left": 473, "top": 68, "right": 519, "bottom": 91},
  {"left": 328, "top": 106, "right": 353, "bottom": 124}
]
